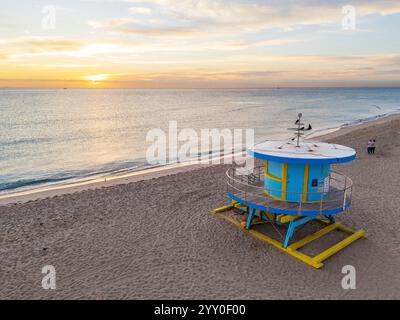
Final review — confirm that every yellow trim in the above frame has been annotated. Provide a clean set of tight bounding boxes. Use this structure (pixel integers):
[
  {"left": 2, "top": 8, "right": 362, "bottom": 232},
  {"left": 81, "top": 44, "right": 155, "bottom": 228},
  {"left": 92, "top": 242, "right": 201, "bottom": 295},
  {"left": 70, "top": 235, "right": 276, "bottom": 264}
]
[
  {"left": 265, "top": 173, "right": 282, "bottom": 182},
  {"left": 302, "top": 164, "right": 309, "bottom": 202},
  {"left": 263, "top": 162, "right": 288, "bottom": 201},
  {"left": 263, "top": 189, "right": 283, "bottom": 201},
  {"left": 281, "top": 163, "right": 288, "bottom": 201},
  {"left": 264, "top": 160, "right": 282, "bottom": 181}
]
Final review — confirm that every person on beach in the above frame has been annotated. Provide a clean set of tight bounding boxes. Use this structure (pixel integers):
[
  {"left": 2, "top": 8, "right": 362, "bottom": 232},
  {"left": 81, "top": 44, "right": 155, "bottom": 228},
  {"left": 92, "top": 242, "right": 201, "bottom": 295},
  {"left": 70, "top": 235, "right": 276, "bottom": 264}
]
[
  {"left": 371, "top": 139, "right": 376, "bottom": 154},
  {"left": 367, "top": 139, "right": 373, "bottom": 154}
]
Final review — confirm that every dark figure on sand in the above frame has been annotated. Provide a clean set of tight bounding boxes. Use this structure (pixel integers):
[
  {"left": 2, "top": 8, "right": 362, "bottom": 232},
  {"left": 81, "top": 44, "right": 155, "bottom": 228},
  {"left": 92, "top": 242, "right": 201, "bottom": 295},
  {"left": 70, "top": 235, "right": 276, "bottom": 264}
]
[{"left": 367, "top": 139, "right": 376, "bottom": 154}]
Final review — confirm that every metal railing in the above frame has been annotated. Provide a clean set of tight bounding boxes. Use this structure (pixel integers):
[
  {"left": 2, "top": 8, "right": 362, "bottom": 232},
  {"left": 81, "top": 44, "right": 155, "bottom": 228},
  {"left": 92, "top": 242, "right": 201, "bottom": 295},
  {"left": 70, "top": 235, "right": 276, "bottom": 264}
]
[{"left": 226, "top": 165, "right": 353, "bottom": 215}]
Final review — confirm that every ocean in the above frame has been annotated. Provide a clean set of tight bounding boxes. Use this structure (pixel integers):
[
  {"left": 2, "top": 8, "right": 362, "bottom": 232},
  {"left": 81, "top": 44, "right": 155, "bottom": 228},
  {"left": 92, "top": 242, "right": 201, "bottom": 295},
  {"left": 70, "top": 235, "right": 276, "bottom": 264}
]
[{"left": 1, "top": 87, "right": 399, "bottom": 194}]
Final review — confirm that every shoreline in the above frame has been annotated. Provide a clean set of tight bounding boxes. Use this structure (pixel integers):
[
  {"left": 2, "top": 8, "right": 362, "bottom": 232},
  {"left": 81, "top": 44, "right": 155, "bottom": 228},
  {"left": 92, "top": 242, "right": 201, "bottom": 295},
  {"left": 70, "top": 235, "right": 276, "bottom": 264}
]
[{"left": 1, "top": 112, "right": 400, "bottom": 206}]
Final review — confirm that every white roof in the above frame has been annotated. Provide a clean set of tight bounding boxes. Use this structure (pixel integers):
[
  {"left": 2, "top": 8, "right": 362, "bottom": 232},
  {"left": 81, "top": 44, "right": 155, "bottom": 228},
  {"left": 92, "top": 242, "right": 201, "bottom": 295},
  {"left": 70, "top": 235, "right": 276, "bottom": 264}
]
[{"left": 248, "top": 140, "right": 356, "bottom": 164}]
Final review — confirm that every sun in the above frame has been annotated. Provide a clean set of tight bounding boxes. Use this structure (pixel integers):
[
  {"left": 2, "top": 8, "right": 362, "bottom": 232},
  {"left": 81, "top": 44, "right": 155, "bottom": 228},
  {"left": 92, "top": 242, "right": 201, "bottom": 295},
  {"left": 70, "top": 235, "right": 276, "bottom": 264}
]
[{"left": 84, "top": 74, "right": 109, "bottom": 82}]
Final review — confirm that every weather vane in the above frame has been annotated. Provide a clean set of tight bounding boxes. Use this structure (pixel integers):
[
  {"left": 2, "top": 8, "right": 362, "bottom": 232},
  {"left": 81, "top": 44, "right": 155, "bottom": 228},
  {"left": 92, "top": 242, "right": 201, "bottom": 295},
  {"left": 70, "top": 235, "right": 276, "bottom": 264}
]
[{"left": 289, "top": 113, "right": 312, "bottom": 147}]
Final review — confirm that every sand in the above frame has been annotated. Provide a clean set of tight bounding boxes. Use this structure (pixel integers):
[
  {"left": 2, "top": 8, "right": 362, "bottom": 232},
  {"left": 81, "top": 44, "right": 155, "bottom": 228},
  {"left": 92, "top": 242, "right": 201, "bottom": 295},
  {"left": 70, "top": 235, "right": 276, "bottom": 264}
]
[{"left": 1, "top": 115, "right": 400, "bottom": 299}]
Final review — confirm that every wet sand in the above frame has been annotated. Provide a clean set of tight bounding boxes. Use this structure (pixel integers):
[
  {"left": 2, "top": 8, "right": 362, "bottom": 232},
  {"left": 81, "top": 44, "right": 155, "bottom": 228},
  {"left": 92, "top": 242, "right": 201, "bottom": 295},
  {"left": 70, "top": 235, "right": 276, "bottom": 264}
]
[{"left": 1, "top": 115, "right": 400, "bottom": 299}]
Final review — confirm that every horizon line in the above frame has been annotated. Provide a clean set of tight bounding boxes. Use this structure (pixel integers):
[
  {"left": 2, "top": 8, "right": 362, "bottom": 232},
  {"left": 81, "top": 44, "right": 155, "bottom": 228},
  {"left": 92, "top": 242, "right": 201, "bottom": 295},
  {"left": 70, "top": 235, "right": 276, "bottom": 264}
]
[{"left": 1, "top": 86, "right": 400, "bottom": 90}]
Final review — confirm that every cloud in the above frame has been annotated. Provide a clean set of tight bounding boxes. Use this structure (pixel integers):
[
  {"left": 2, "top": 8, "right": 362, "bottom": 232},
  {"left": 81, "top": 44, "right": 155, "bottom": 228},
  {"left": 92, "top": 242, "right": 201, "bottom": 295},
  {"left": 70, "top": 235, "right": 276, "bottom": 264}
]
[
  {"left": 0, "top": 37, "right": 83, "bottom": 53},
  {"left": 2, "top": 1, "right": 400, "bottom": 87},
  {"left": 118, "top": 24, "right": 199, "bottom": 36},
  {"left": 129, "top": 7, "right": 152, "bottom": 15},
  {"left": 88, "top": 18, "right": 133, "bottom": 29},
  {"left": 88, "top": 17, "right": 204, "bottom": 36},
  {"left": 2, "top": 33, "right": 399, "bottom": 77},
  {"left": 101, "top": 0, "right": 400, "bottom": 36},
  {"left": 85, "top": 0, "right": 400, "bottom": 41},
  {"left": 0, "top": 36, "right": 138, "bottom": 61},
  {"left": 2, "top": 53, "right": 399, "bottom": 88},
  {"left": 70, "top": 56, "right": 400, "bottom": 84},
  {"left": 0, "top": 37, "right": 85, "bottom": 61},
  {"left": 75, "top": 53, "right": 400, "bottom": 81},
  {"left": 218, "top": 38, "right": 306, "bottom": 50}
]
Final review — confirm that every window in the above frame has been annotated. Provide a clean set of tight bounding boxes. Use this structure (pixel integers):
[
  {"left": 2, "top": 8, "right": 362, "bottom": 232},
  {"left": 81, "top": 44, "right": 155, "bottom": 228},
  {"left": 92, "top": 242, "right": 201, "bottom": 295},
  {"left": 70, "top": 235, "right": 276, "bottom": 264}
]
[{"left": 312, "top": 179, "right": 318, "bottom": 187}]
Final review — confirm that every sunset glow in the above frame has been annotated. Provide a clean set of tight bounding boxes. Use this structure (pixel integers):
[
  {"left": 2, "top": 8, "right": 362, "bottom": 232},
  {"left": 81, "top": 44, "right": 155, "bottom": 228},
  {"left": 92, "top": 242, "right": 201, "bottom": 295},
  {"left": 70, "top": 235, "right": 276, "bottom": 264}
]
[{"left": 0, "top": 0, "right": 399, "bottom": 88}]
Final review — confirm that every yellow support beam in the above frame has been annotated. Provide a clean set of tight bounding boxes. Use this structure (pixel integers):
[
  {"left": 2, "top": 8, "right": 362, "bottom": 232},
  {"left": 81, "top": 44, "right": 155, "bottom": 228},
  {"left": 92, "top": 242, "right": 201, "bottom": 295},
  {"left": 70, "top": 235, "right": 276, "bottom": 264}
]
[
  {"left": 337, "top": 223, "right": 364, "bottom": 235},
  {"left": 247, "top": 226, "right": 322, "bottom": 269},
  {"left": 212, "top": 208, "right": 366, "bottom": 269},
  {"left": 212, "top": 205, "right": 233, "bottom": 214},
  {"left": 238, "top": 210, "right": 276, "bottom": 229},
  {"left": 277, "top": 214, "right": 298, "bottom": 224},
  {"left": 313, "top": 230, "right": 367, "bottom": 263},
  {"left": 214, "top": 211, "right": 323, "bottom": 268},
  {"left": 234, "top": 203, "right": 247, "bottom": 210},
  {"left": 288, "top": 222, "right": 339, "bottom": 251},
  {"left": 257, "top": 209, "right": 275, "bottom": 221},
  {"left": 316, "top": 220, "right": 368, "bottom": 237}
]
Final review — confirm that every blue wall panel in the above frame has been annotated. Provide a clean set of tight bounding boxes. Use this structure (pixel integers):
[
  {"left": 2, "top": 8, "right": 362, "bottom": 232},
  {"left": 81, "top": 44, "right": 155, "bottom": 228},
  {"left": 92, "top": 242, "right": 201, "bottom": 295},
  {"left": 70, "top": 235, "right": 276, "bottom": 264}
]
[
  {"left": 267, "top": 161, "right": 282, "bottom": 179},
  {"left": 286, "top": 164, "right": 304, "bottom": 202},
  {"left": 264, "top": 178, "right": 282, "bottom": 199}
]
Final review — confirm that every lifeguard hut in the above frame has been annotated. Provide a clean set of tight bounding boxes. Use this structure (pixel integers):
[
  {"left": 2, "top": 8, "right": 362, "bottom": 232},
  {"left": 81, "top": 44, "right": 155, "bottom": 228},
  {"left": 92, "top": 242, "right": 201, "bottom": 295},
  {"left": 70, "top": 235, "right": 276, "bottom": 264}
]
[{"left": 213, "top": 114, "right": 366, "bottom": 268}]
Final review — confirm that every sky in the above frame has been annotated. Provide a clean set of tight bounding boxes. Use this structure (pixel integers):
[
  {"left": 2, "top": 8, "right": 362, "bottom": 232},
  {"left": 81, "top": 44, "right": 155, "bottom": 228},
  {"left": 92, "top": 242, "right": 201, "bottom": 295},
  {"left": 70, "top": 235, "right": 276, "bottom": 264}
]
[{"left": 0, "top": 0, "right": 400, "bottom": 88}]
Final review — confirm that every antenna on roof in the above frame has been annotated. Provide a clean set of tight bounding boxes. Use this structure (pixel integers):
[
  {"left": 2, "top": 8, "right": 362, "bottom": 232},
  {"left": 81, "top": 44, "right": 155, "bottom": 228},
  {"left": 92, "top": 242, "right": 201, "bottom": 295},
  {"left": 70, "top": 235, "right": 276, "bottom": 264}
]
[
  {"left": 295, "top": 113, "right": 302, "bottom": 147},
  {"left": 287, "top": 113, "right": 312, "bottom": 147}
]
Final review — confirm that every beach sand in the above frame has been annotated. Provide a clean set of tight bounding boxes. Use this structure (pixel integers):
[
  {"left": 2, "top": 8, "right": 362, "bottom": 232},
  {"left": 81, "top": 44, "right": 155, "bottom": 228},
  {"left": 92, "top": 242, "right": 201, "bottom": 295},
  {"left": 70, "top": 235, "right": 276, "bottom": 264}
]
[{"left": 1, "top": 115, "right": 400, "bottom": 299}]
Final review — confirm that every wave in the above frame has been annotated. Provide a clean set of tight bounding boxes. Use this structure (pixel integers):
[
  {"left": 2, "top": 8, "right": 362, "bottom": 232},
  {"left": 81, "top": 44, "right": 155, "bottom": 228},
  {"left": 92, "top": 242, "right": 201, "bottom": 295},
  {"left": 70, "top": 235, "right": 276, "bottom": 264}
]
[
  {"left": 0, "top": 137, "right": 53, "bottom": 147},
  {"left": 304, "top": 108, "right": 400, "bottom": 139},
  {"left": 0, "top": 147, "right": 240, "bottom": 194},
  {"left": 0, "top": 160, "right": 149, "bottom": 193},
  {"left": 341, "top": 108, "right": 400, "bottom": 128}
]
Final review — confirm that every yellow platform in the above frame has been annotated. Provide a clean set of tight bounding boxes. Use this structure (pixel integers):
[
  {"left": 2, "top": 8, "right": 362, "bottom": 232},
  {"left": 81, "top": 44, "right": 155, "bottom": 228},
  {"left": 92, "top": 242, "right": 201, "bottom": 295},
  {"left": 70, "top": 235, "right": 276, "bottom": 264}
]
[{"left": 211, "top": 205, "right": 367, "bottom": 269}]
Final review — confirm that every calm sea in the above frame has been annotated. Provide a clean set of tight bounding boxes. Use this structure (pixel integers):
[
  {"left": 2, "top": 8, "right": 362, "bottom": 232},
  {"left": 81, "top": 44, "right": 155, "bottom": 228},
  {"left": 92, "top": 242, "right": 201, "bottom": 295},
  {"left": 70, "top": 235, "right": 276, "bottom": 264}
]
[{"left": 1, "top": 88, "right": 399, "bottom": 194}]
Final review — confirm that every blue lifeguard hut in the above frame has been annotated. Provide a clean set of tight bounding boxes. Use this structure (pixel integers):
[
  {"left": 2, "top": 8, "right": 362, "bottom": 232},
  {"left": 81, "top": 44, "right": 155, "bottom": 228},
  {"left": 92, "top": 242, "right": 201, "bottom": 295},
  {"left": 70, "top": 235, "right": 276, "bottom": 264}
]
[{"left": 213, "top": 114, "right": 366, "bottom": 269}]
